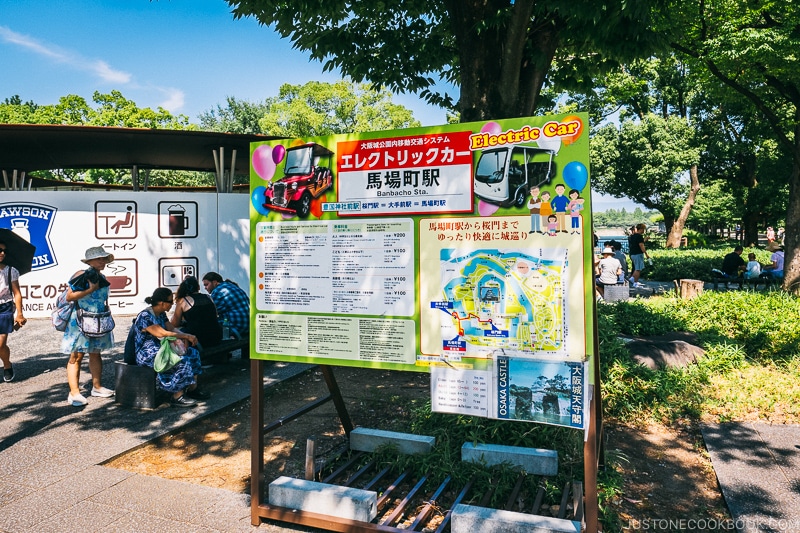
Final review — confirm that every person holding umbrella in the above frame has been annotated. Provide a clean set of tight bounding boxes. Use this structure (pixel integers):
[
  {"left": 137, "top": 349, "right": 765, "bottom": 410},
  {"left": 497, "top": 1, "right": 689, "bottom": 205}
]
[
  {"left": 0, "top": 231, "right": 33, "bottom": 383},
  {"left": 62, "top": 246, "right": 116, "bottom": 406}
]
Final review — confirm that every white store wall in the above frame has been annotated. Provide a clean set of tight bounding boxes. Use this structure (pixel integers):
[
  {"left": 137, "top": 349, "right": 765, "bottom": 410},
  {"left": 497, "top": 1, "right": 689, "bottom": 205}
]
[{"left": 0, "top": 191, "right": 250, "bottom": 318}]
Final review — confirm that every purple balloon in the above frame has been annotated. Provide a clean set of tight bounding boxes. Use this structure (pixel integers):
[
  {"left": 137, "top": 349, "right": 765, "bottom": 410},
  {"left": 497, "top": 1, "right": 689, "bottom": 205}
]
[
  {"left": 272, "top": 144, "right": 286, "bottom": 165},
  {"left": 252, "top": 145, "right": 276, "bottom": 181}
]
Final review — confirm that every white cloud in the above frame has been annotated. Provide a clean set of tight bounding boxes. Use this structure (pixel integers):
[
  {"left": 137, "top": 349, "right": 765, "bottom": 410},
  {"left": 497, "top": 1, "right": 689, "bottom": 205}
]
[
  {"left": 157, "top": 88, "right": 186, "bottom": 113},
  {"left": 0, "top": 25, "right": 188, "bottom": 113},
  {"left": 0, "top": 25, "right": 130, "bottom": 84},
  {"left": 91, "top": 60, "right": 132, "bottom": 84}
]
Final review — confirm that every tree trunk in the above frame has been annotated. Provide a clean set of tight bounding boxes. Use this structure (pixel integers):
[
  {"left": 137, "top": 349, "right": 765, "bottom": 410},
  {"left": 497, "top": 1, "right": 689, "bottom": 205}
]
[
  {"left": 782, "top": 157, "right": 800, "bottom": 293},
  {"left": 678, "top": 279, "right": 704, "bottom": 300},
  {"left": 742, "top": 212, "right": 760, "bottom": 247},
  {"left": 665, "top": 164, "right": 701, "bottom": 248},
  {"left": 445, "top": 0, "right": 555, "bottom": 121}
]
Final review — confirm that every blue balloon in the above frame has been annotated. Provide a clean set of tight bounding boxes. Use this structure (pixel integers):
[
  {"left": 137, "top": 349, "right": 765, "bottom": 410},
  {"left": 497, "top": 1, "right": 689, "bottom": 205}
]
[
  {"left": 562, "top": 161, "right": 588, "bottom": 191},
  {"left": 251, "top": 186, "right": 271, "bottom": 216}
]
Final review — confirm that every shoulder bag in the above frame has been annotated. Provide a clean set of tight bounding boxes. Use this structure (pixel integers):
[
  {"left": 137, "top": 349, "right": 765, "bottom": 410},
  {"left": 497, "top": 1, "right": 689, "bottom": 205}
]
[{"left": 76, "top": 304, "right": 115, "bottom": 338}]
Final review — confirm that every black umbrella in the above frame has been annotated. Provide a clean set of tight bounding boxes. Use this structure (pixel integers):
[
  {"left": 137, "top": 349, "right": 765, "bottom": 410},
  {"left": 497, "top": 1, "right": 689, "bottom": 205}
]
[
  {"left": 0, "top": 228, "right": 35, "bottom": 276},
  {"left": 69, "top": 267, "right": 110, "bottom": 290}
]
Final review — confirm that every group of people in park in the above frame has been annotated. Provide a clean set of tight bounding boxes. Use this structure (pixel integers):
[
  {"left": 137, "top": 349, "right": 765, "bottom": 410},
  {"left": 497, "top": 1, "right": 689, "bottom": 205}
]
[
  {"left": 1, "top": 245, "right": 250, "bottom": 410},
  {"left": 720, "top": 241, "right": 784, "bottom": 282},
  {"left": 595, "top": 223, "right": 651, "bottom": 297}
]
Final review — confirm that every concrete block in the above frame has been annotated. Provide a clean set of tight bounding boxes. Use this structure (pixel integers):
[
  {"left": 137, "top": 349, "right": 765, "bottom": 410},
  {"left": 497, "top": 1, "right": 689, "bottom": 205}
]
[
  {"left": 350, "top": 427, "right": 435, "bottom": 455},
  {"left": 451, "top": 504, "right": 580, "bottom": 533},
  {"left": 268, "top": 476, "right": 377, "bottom": 522},
  {"left": 461, "top": 442, "right": 558, "bottom": 476}
]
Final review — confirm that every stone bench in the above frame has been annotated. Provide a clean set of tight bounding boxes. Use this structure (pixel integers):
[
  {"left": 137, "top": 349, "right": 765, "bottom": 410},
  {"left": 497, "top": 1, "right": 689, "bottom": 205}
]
[{"left": 602, "top": 282, "right": 629, "bottom": 302}]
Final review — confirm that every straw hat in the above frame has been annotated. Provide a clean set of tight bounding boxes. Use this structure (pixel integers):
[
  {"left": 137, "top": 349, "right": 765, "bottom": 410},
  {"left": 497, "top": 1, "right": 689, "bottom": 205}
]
[
  {"left": 766, "top": 241, "right": 783, "bottom": 252},
  {"left": 81, "top": 246, "right": 115, "bottom": 264},
  {"left": 602, "top": 247, "right": 614, "bottom": 255}
]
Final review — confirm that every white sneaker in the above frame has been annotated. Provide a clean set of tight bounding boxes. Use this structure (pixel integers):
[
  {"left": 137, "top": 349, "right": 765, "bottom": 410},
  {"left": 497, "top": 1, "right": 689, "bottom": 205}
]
[
  {"left": 67, "top": 393, "right": 88, "bottom": 406},
  {"left": 634, "top": 282, "right": 647, "bottom": 289},
  {"left": 91, "top": 386, "right": 115, "bottom": 398}
]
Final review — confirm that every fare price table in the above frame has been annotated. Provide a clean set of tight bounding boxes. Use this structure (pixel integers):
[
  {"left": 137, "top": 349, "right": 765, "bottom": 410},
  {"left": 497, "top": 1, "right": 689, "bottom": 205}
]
[{"left": 430, "top": 367, "right": 489, "bottom": 417}]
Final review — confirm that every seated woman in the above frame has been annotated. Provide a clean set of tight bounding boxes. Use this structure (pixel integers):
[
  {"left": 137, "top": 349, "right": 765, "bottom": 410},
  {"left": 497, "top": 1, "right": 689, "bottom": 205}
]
[
  {"left": 132, "top": 287, "right": 209, "bottom": 407},
  {"left": 170, "top": 276, "right": 222, "bottom": 349}
]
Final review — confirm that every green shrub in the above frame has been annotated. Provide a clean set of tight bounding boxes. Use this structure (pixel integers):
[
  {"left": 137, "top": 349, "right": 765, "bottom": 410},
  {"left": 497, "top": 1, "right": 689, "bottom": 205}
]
[
  {"left": 644, "top": 246, "right": 772, "bottom": 282},
  {"left": 682, "top": 229, "right": 710, "bottom": 248}
]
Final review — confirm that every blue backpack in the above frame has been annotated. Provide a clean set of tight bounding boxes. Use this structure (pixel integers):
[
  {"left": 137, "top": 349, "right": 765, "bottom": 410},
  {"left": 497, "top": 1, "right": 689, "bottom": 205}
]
[{"left": 51, "top": 289, "right": 74, "bottom": 332}]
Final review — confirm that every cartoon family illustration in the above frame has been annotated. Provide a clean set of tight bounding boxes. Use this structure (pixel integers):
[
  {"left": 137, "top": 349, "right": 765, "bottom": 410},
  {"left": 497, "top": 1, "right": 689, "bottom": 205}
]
[{"left": 527, "top": 183, "right": 585, "bottom": 236}]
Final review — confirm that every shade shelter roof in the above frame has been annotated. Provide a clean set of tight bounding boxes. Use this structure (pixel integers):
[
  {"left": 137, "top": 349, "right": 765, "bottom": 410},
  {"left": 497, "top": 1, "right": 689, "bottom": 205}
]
[{"left": 0, "top": 123, "right": 276, "bottom": 173}]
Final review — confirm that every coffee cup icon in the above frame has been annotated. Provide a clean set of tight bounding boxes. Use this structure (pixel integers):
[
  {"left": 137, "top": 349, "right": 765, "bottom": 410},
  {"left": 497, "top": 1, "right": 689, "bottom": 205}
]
[
  {"left": 168, "top": 204, "right": 188, "bottom": 236},
  {"left": 107, "top": 275, "right": 132, "bottom": 291}
]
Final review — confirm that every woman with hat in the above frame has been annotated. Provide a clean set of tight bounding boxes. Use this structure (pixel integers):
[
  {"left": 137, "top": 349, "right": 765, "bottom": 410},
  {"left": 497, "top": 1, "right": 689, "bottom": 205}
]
[
  {"left": 595, "top": 247, "right": 623, "bottom": 299},
  {"left": 62, "top": 246, "right": 116, "bottom": 407},
  {"left": 762, "top": 241, "right": 785, "bottom": 280},
  {"left": 0, "top": 239, "right": 26, "bottom": 382}
]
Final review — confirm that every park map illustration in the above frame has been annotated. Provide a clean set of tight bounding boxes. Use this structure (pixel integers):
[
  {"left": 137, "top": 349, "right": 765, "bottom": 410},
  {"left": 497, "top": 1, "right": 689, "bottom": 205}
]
[{"left": 435, "top": 248, "right": 567, "bottom": 359}]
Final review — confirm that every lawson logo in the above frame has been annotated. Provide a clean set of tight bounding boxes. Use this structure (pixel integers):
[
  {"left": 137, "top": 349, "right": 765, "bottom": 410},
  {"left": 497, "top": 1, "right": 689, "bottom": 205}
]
[{"left": 0, "top": 203, "right": 58, "bottom": 270}]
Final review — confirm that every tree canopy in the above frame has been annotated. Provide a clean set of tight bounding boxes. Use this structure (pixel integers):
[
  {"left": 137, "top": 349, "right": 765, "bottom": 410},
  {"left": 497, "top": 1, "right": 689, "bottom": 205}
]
[
  {"left": 669, "top": 1, "right": 800, "bottom": 290},
  {"left": 201, "top": 81, "right": 420, "bottom": 137},
  {"left": 0, "top": 91, "right": 197, "bottom": 185},
  {"left": 226, "top": 0, "right": 672, "bottom": 121}
]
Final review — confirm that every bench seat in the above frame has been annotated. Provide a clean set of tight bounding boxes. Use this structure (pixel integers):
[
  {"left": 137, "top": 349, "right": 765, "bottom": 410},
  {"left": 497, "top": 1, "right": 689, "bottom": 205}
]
[
  {"left": 200, "top": 337, "right": 249, "bottom": 365},
  {"left": 114, "top": 338, "right": 249, "bottom": 408}
]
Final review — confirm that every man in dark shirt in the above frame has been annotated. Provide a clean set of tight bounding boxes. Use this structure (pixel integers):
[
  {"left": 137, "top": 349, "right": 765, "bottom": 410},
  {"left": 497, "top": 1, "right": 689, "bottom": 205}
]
[
  {"left": 627, "top": 223, "right": 649, "bottom": 287},
  {"left": 721, "top": 246, "right": 746, "bottom": 277}
]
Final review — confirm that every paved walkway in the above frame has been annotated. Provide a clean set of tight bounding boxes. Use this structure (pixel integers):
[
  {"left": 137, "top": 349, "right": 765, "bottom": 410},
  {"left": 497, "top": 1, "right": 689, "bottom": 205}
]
[
  {"left": 1, "top": 317, "right": 798, "bottom": 532},
  {"left": 701, "top": 422, "right": 800, "bottom": 533},
  {"left": 0, "top": 318, "right": 316, "bottom": 533}
]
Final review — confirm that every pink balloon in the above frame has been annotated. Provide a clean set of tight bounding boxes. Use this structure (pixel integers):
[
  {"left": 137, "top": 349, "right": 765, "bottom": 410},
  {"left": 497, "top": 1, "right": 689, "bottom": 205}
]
[
  {"left": 272, "top": 144, "right": 286, "bottom": 165},
  {"left": 478, "top": 200, "right": 500, "bottom": 217},
  {"left": 480, "top": 121, "right": 502, "bottom": 135},
  {"left": 252, "top": 145, "right": 276, "bottom": 181}
]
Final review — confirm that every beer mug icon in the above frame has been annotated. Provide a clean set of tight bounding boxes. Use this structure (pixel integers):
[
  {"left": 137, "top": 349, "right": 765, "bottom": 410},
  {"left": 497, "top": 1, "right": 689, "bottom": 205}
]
[{"left": 168, "top": 204, "right": 188, "bottom": 236}]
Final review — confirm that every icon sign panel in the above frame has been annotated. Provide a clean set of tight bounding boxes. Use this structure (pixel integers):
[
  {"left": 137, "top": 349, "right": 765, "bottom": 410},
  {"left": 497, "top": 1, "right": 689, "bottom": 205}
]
[
  {"left": 95, "top": 201, "right": 138, "bottom": 240},
  {"left": 158, "top": 201, "right": 198, "bottom": 239},
  {"left": 159, "top": 257, "right": 199, "bottom": 289}
]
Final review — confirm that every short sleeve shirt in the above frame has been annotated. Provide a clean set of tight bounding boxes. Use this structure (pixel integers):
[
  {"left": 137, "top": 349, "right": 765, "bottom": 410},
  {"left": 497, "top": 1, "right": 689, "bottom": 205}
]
[{"left": 0, "top": 265, "right": 20, "bottom": 305}]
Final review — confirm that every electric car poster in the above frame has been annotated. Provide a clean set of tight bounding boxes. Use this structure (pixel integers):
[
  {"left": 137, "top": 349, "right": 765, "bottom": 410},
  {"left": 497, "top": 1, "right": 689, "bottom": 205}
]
[{"left": 249, "top": 112, "right": 592, "bottom": 426}]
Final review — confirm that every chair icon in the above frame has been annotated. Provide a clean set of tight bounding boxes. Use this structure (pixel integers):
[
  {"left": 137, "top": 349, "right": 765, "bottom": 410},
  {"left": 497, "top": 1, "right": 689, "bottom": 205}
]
[{"left": 110, "top": 206, "right": 135, "bottom": 234}]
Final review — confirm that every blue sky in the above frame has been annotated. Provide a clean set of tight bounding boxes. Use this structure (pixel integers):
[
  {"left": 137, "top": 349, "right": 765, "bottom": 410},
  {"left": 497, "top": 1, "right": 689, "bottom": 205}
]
[
  {"left": 0, "top": 0, "right": 450, "bottom": 125},
  {"left": 1, "top": 0, "right": 640, "bottom": 212}
]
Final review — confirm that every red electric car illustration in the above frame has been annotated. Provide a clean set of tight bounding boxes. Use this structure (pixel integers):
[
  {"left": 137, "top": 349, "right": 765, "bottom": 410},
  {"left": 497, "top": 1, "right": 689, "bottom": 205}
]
[{"left": 263, "top": 143, "right": 334, "bottom": 218}]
